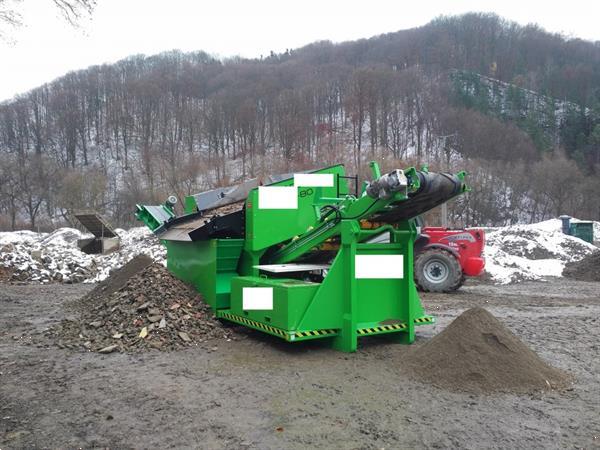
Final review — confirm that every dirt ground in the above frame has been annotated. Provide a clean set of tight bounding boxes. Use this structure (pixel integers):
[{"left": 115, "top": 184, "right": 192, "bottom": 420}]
[{"left": 1, "top": 278, "right": 599, "bottom": 449}]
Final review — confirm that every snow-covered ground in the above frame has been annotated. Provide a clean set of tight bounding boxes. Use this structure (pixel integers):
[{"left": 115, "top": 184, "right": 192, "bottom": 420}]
[
  {"left": 483, "top": 219, "right": 598, "bottom": 284},
  {"left": 0, "top": 218, "right": 598, "bottom": 285},
  {"left": 0, "top": 227, "right": 165, "bottom": 283}
]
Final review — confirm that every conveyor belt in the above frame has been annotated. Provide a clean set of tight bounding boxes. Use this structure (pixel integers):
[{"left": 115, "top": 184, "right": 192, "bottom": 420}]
[
  {"left": 370, "top": 172, "right": 465, "bottom": 223},
  {"left": 156, "top": 170, "right": 464, "bottom": 242}
]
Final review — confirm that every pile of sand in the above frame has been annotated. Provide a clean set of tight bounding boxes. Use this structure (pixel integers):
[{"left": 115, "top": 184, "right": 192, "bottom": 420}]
[
  {"left": 47, "top": 262, "right": 233, "bottom": 353},
  {"left": 563, "top": 251, "right": 600, "bottom": 282},
  {"left": 406, "top": 308, "right": 570, "bottom": 393}
]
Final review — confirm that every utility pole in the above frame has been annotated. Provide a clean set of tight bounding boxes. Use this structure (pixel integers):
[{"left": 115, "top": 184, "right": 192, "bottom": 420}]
[
  {"left": 441, "top": 202, "right": 448, "bottom": 227},
  {"left": 437, "top": 133, "right": 456, "bottom": 228}
]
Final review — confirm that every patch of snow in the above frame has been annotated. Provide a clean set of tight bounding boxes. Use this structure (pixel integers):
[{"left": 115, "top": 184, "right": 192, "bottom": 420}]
[
  {"left": 484, "top": 218, "right": 598, "bottom": 284},
  {"left": 0, "top": 226, "right": 165, "bottom": 284},
  {"left": 1, "top": 217, "right": 598, "bottom": 285},
  {"left": 0, "top": 230, "right": 42, "bottom": 245},
  {"left": 39, "top": 228, "right": 89, "bottom": 246}
]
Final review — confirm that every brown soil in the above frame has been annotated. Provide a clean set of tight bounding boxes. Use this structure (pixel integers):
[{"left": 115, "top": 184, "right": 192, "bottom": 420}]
[
  {"left": 46, "top": 263, "right": 233, "bottom": 352},
  {"left": 406, "top": 307, "right": 571, "bottom": 393},
  {"left": 0, "top": 264, "right": 13, "bottom": 282},
  {"left": 2, "top": 279, "right": 599, "bottom": 449},
  {"left": 563, "top": 251, "right": 600, "bottom": 282}
]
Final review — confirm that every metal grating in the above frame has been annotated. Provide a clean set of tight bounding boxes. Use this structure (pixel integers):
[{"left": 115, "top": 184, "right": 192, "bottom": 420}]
[{"left": 72, "top": 211, "right": 118, "bottom": 238}]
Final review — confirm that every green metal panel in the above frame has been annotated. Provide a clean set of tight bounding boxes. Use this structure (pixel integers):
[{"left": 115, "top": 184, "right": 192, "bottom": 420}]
[
  {"left": 244, "top": 165, "right": 347, "bottom": 253},
  {"left": 570, "top": 222, "right": 594, "bottom": 243},
  {"left": 225, "top": 221, "right": 426, "bottom": 352},
  {"left": 355, "top": 244, "right": 409, "bottom": 324},
  {"left": 163, "top": 240, "right": 204, "bottom": 287},
  {"left": 164, "top": 239, "right": 243, "bottom": 310},
  {"left": 183, "top": 196, "right": 197, "bottom": 214},
  {"left": 228, "top": 276, "right": 320, "bottom": 331},
  {"left": 293, "top": 250, "right": 346, "bottom": 330},
  {"left": 135, "top": 203, "right": 175, "bottom": 231}
]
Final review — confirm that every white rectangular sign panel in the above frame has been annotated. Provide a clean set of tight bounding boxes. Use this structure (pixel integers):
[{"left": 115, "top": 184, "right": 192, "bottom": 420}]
[
  {"left": 242, "top": 287, "right": 273, "bottom": 310},
  {"left": 258, "top": 186, "right": 297, "bottom": 209},
  {"left": 294, "top": 173, "right": 334, "bottom": 187},
  {"left": 355, "top": 255, "right": 404, "bottom": 279}
]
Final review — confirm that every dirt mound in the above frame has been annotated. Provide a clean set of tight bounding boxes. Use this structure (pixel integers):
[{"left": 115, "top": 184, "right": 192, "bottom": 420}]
[
  {"left": 47, "top": 263, "right": 233, "bottom": 352},
  {"left": 484, "top": 219, "right": 597, "bottom": 284},
  {"left": 406, "top": 308, "right": 570, "bottom": 393},
  {"left": 563, "top": 251, "right": 600, "bottom": 282}
]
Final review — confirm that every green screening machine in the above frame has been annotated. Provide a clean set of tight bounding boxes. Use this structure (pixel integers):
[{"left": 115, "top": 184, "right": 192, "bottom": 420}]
[{"left": 135, "top": 162, "right": 468, "bottom": 352}]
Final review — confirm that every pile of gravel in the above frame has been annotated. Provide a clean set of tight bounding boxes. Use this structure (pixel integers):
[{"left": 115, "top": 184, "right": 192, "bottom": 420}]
[
  {"left": 562, "top": 251, "right": 600, "bottom": 282},
  {"left": 46, "top": 263, "right": 233, "bottom": 353},
  {"left": 84, "top": 254, "right": 154, "bottom": 299},
  {"left": 406, "top": 308, "right": 570, "bottom": 393}
]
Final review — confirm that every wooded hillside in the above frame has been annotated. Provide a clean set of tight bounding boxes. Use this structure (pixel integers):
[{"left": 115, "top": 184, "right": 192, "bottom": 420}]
[{"left": 1, "top": 13, "right": 599, "bottom": 229}]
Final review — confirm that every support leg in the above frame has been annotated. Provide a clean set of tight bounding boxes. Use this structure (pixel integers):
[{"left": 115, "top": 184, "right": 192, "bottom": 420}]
[
  {"left": 331, "top": 314, "right": 357, "bottom": 352},
  {"left": 397, "top": 329, "right": 415, "bottom": 345},
  {"left": 389, "top": 324, "right": 415, "bottom": 345}
]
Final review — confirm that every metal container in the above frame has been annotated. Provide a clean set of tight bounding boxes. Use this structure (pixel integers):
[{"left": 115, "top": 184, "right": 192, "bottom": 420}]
[
  {"left": 164, "top": 238, "right": 244, "bottom": 309},
  {"left": 569, "top": 222, "right": 594, "bottom": 244}
]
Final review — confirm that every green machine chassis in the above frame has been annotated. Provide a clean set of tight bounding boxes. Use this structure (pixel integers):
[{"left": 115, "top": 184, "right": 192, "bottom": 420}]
[{"left": 136, "top": 162, "right": 467, "bottom": 352}]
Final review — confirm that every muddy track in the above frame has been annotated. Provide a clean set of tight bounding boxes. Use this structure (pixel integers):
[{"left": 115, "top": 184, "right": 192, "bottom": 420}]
[{"left": 1, "top": 279, "right": 599, "bottom": 449}]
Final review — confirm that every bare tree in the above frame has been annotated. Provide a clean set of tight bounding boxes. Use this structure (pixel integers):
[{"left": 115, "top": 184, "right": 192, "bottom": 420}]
[
  {"left": 0, "top": 14, "right": 599, "bottom": 229},
  {"left": 0, "top": 0, "right": 95, "bottom": 39},
  {"left": 52, "top": 0, "right": 95, "bottom": 25},
  {"left": 0, "top": 0, "right": 21, "bottom": 41}
]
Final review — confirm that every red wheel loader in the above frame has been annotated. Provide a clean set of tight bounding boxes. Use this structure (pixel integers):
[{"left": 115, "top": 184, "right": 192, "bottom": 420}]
[{"left": 414, "top": 227, "right": 485, "bottom": 292}]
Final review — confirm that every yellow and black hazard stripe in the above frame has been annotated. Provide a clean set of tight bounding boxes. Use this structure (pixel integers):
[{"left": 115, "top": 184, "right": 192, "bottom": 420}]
[
  {"left": 414, "top": 316, "right": 434, "bottom": 324},
  {"left": 294, "top": 329, "right": 337, "bottom": 339},
  {"left": 357, "top": 323, "right": 407, "bottom": 335},
  {"left": 218, "top": 311, "right": 434, "bottom": 341},
  {"left": 357, "top": 316, "right": 434, "bottom": 336},
  {"left": 218, "top": 312, "right": 338, "bottom": 342},
  {"left": 218, "top": 312, "right": 288, "bottom": 339}
]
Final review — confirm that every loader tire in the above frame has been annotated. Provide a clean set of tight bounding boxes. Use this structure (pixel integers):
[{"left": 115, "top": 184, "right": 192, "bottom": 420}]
[{"left": 415, "top": 248, "right": 463, "bottom": 292}]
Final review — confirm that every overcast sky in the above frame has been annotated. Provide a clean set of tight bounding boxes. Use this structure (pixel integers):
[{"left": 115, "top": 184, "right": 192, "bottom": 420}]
[{"left": 1, "top": 0, "right": 599, "bottom": 102}]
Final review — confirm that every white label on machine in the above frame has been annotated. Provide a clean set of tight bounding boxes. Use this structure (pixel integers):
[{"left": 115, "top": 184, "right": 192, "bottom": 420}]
[
  {"left": 258, "top": 186, "right": 297, "bottom": 209},
  {"left": 242, "top": 287, "right": 273, "bottom": 310},
  {"left": 294, "top": 173, "right": 334, "bottom": 187},
  {"left": 355, "top": 255, "right": 404, "bottom": 279}
]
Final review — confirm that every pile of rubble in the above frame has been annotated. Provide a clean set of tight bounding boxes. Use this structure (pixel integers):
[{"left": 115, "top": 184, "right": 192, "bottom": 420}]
[
  {"left": 45, "top": 261, "right": 233, "bottom": 352},
  {"left": 79, "top": 254, "right": 154, "bottom": 300}
]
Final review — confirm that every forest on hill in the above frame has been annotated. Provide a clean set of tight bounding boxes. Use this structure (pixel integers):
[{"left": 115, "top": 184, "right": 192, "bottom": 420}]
[{"left": 0, "top": 13, "right": 599, "bottom": 230}]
